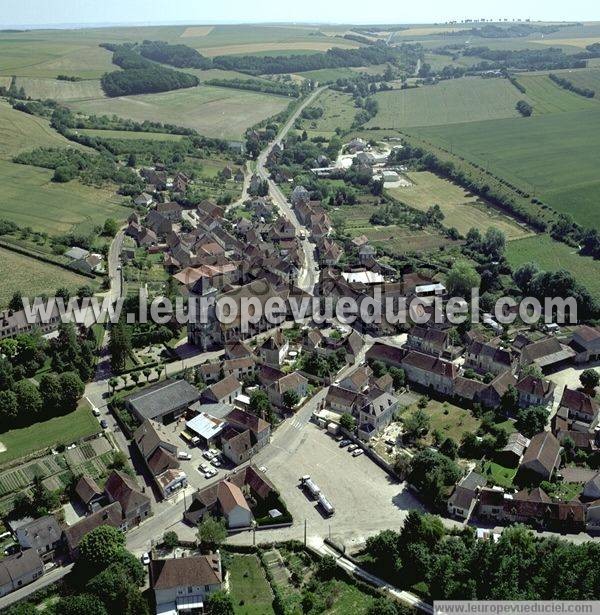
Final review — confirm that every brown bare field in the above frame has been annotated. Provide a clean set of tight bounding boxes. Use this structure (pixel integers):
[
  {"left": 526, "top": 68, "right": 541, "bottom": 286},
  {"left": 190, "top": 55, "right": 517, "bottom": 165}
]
[{"left": 180, "top": 26, "right": 215, "bottom": 37}]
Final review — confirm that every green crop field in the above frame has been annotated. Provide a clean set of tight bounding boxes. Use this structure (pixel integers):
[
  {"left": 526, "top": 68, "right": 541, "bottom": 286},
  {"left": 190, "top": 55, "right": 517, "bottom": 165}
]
[
  {"left": 411, "top": 108, "right": 600, "bottom": 229},
  {"left": 366, "top": 78, "right": 526, "bottom": 129},
  {"left": 506, "top": 234, "right": 600, "bottom": 300},
  {"left": 0, "top": 159, "right": 127, "bottom": 235},
  {"left": 0, "top": 246, "right": 94, "bottom": 306},
  {"left": 387, "top": 171, "right": 531, "bottom": 240},
  {"left": 15, "top": 77, "right": 105, "bottom": 101},
  {"left": 515, "top": 74, "right": 598, "bottom": 114},
  {"left": 67, "top": 85, "right": 290, "bottom": 140},
  {"left": 76, "top": 128, "right": 185, "bottom": 141},
  {"left": 0, "top": 400, "right": 100, "bottom": 466}
]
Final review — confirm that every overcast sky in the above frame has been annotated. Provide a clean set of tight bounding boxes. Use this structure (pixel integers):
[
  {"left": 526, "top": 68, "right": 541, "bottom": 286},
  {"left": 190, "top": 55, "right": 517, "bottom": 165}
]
[{"left": 2, "top": 0, "right": 599, "bottom": 27}]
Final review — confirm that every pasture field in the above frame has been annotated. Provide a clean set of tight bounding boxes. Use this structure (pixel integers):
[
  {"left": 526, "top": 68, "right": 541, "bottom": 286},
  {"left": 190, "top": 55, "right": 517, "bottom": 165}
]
[
  {"left": 15, "top": 77, "right": 105, "bottom": 101},
  {"left": 515, "top": 74, "right": 598, "bottom": 114},
  {"left": 0, "top": 246, "right": 96, "bottom": 307},
  {"left": 76, "top": 128, "right": 185, "bottom": 141},
  {"left": 388, "top": 171, "right": 531, "bottom": 240},
  {"left": 506, "top": 235, "right": 600, "bottom": 300},
  {"left": 411, "top": 108, "right": 600, "bottom": 229},
  {"left": 366, "top": 78, "right": 525, "bottom": 129},
  {"left": 302, "top": 89, "right": 356, "bottom": 137},
  {"left": 0, "top": 101, "right": 85, "bottom": 159},
  {"left": 0, "top": 399, "right": 100, "bottom": 466},
  {"left": 0, "top": 160, "right": 127, "bottom": 235},
  {"left": 67, "top": 85, "right": 290, "bottom": 140}
]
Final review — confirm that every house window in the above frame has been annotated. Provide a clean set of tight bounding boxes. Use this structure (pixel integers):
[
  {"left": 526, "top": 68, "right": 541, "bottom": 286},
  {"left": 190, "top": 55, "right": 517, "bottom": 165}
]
[{"left": 188, "top": 586, "right": 193, "bottom": 593}]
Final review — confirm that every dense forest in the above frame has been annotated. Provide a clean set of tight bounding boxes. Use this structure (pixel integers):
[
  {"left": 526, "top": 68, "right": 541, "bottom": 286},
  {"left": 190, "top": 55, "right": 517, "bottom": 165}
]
[
  {"left": 138, "top": 39, "right": 212, "bottom": 69},
  {"left": 463, "top": 46, "right": 586, "bottom": 70},
  {"left": 99, "top": 43, "right": 199, "bottom": 96},
  {"left": 213, "top": 42, "right": 421, "bottom": 75}
]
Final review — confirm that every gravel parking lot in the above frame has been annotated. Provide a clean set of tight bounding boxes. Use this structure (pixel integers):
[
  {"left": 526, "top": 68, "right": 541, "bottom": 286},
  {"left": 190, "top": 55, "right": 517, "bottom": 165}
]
[{"left": 259, "top": 421, "right": 424, "bottom": 547}]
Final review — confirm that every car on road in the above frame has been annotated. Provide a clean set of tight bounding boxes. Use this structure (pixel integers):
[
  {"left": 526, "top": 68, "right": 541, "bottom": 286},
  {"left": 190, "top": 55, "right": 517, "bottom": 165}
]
[
  {"left": 141, "top": 552, "right": 150, "bottom": 565},
  {"left": 100, "top": 419, "right": 108, "bottom": 429},
  {"left": 352, "top": 449, "right": 364, "bottom": 457},
  {"left": 347, "top": 444, "right": 358, "bottom": 452},
  {"left": 339, "top": 439, "right": 351, "bottom": 448},
  {"left": 259, "top": 466, "right": 267, "bottom": 473}
]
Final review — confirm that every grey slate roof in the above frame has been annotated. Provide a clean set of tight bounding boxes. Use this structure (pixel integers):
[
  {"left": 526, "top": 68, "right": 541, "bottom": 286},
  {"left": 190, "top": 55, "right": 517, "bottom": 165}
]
[{"left": 126, "top": 379, "right": 200, "bottom": 420}]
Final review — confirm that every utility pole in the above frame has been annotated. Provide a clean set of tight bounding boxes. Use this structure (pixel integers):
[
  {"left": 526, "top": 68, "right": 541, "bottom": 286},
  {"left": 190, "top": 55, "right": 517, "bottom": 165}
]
[{"left": 304, "top": 519, "right": 307, "bottom": 547}]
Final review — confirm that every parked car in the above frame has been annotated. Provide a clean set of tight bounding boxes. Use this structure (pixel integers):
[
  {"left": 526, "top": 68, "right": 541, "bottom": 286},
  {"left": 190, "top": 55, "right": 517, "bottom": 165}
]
[
  {"left": 204, "top": 469, "right": 218, "bottom": 479},
  {"left": 3, "top": 544, "right": 20, "bottom": 556},
  {"left": 141, "top": 552, "right": 150, "bottom": 565},
  {"left": 92, "top": 408, "right": 101, "bottom": 417},
  {"left": 199, "top": 463, "right": 210, "bottom": 473},
  {"left": 352, "top": 449, "right": 364, "bottom": 457},
  {"left": 203, "top": 450, "right": 215, "bottom": 460},
  {"left": 177, "top": 452, "right": 192, "bottom": 461},
  {"left": 211, "top": 458, "right": 222, "bottom": 467},
  {"left": 339, "top": 439, "right": 351, "bottom": 448},
  {"left": 347, "top": 444, "right": 358, "bottom": 452},
  {"left": 100, "top": 419, "right": 108, "bottom": 429}
]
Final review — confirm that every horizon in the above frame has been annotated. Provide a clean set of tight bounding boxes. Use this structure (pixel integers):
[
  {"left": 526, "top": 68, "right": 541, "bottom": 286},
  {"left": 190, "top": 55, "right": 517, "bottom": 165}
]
[{"left": 2, "top": 0, "right": 599, "bottom": 30}]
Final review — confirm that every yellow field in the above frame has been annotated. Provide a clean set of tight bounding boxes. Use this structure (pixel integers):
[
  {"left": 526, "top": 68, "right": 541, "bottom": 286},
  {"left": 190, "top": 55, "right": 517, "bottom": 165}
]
[
  {"left": 534, "top": 37, "right": 600, "bottom": 48},
  {"left": 197, "top": 41, "right": 360, "bottom": 56},
  {"left": 181, "top": 26, "right": 215, "bottom": 37},
  {"left": 388, "top": 171, "right": 532, "bottom": 240},
  {"left": 395, "top": 26, "right": 470, "bottom": 37}
]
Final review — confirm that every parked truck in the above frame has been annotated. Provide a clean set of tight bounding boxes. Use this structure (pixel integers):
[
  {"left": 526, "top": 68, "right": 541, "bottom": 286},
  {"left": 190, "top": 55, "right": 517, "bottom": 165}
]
[
  {"left": 300, "top": 475, "right": 321, "bottom": 499},
  {"left": 318, "top": 494, "right": 335, "bottom": 517}
]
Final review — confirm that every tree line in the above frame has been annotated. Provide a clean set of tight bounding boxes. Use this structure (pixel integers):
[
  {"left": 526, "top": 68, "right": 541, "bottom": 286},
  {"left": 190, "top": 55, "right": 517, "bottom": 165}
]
[
  {"left": 463, "top": 46, "right": 587, "bottom": 71},
  {"left": 362, "top": 511, "right": 600, "bottom": 601},
  {"left": 205, "top": 77, "right": 300, "bottom": 97},
  {"left": 549, "top": 72, "right": 595, "bottom": 98}
]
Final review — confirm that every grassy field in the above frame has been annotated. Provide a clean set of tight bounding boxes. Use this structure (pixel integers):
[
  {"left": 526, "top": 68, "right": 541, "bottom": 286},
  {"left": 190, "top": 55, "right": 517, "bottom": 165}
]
[
  {"left": 0, "top": 400, "right": 100, "bottom": 466},
  {"left": 515, "top": 74, "right": 598, "bottom": 114},
  {"left": 67, "top": 85, "right": 290, "bottom": 140},
  {"left": 0, "top": 159, "right": 127, "bottom": 235},
  {"left": 15, "top": 77, "right": 105, "bottom": 101},
  {"left": 481, "top": 460, "right": 517, "bottom": 489},
  {"left": 388, "top": 171, "right": 531, "bottom": 240},
  {"left": 228, "top": 555, "right": 274, "bottom": 615},
  {"left": 506, "top": 234, "right": 600, "bottom": 300},
  {"left": 76, "top": 128, "right": 185, "bottom": 141},
  {"left": 0, "top": 246, "right": 94, "bottom": 307},
  {"left": 0, "top": 101, "right": 86, "bottom": 159},
  {"left": 302, "top": 89, "right": 356, "bottom": 137},
  {"left": 411, "top": 108, "right": 600, "bottom": 229},
  {"left": 411, "top": 399, "right": 482, "bottom": 444},
  {"left": 366, "top": 78, "right": 526, "bottom": 129}
]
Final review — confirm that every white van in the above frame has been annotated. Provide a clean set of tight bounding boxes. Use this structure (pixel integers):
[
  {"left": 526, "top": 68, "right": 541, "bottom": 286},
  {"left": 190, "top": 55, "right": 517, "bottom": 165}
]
[{"left": 177, "top": 452, "right": 192, "bottom": 461}]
